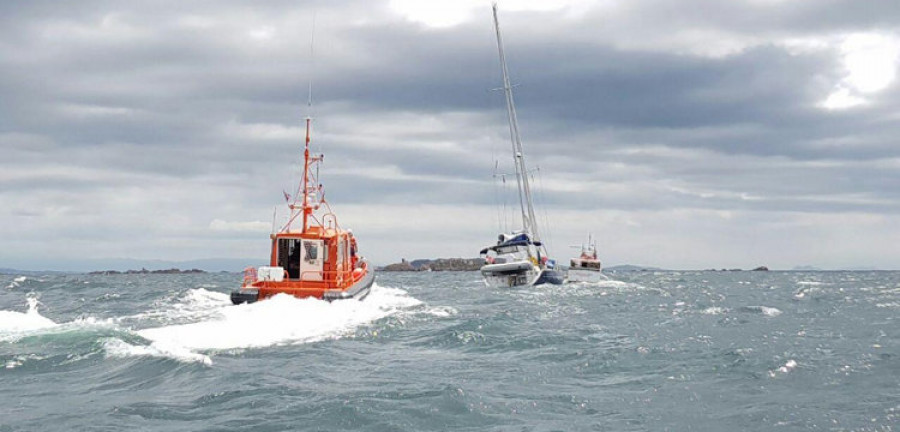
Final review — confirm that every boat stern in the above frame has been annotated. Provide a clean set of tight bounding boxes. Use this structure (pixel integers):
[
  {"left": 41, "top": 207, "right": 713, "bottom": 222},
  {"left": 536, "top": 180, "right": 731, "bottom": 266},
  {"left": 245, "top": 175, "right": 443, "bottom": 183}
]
[
  {"left": 480, "top": 261, "right": 540, "bottom": 288},
  {"left": 230, "top": 288, "right": 259, "bottom": 304}
]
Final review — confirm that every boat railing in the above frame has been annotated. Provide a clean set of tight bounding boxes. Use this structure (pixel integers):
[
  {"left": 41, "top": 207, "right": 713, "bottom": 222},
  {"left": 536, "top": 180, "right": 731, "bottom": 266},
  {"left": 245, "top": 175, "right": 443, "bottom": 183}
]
[
  {"left": 242, "top": 267, "right": 257, "bottom": 286},
  {"left": 322, "top": 212, "right": 338, "bottom": 230}
]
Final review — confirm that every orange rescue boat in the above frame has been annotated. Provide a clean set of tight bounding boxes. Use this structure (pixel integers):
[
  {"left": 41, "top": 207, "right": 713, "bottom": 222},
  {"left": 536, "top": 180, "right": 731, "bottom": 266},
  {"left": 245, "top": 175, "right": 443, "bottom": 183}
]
[{"left": 230, "top": 114, "right": 375, "bottom": 304}]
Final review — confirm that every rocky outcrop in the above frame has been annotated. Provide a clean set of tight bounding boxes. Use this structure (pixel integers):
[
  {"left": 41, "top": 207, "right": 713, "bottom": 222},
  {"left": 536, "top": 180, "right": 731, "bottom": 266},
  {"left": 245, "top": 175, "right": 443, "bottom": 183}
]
[
  {"left": 427, "top": 258, "right": 484, "bottom": 271},
  {"left": 381, "top": 259, "right": 417, "bottom": 272},
  {"left": 704, "top": 266, "right": 769, "bottom": 272},
  {"left": 380, "top": 258, "right": 483, "bottom": 272}
]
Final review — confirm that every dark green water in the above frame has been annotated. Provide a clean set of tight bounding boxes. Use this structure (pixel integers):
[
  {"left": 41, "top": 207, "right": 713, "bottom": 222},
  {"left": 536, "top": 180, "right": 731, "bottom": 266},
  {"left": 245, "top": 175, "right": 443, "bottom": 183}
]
[{"left": 1, "top": 271, "right": 897, "bottom": 431}]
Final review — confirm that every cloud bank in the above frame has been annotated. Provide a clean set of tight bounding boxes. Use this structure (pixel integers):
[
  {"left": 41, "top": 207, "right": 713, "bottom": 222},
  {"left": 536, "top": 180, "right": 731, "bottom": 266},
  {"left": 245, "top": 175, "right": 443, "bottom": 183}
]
[{"left": 1, "top": 0, "right": 898, "bottom": 270}]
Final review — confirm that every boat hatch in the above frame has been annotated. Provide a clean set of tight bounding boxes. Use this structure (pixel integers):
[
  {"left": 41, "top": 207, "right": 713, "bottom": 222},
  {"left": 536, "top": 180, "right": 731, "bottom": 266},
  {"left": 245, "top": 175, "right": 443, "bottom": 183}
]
[
  {"left": 301, "top": 239, "right": 325, "bottom": 281},
  {"left": 277, "top": 238, "right": 326, "bottom": 280}
]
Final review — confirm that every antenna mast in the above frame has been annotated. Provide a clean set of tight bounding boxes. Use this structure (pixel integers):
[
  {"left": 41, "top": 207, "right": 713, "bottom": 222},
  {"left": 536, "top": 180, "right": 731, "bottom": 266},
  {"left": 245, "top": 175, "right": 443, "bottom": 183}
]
[{"left": 301, "top": 12, "right": 318, "bottom": 233}]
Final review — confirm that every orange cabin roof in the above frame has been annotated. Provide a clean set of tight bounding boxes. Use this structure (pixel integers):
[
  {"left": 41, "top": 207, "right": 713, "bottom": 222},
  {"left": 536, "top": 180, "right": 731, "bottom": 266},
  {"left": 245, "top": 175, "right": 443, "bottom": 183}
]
[{"left": 270, "top": 226, "right": 347, "bottom": 240}]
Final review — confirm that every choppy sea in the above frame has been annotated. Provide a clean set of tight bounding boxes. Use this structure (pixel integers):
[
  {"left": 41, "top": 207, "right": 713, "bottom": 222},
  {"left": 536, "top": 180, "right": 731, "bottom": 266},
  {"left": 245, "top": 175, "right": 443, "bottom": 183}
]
[{"left": 1, "top": 270, "right": 897, "bottom": 431}]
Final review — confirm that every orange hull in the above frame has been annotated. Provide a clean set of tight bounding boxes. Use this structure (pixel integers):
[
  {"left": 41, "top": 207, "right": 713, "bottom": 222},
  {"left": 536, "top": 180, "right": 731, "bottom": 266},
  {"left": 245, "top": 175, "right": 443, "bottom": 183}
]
[
  {"left": 250, "top": 262, "right": 373, "bottom": 300},
  {"left": 232, "top": 258, "right": 374, "bottom": 304}
]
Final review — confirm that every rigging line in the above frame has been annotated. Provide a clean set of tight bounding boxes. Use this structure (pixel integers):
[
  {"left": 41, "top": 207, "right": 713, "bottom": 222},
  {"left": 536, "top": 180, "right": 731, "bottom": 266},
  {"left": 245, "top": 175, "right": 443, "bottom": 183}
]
[
  {"left": 535, "top": 167, "right": 554, "bottom": 257},
  {"left": 492, "top": 160, "right": 502, "bottom": 234},
  {"left": 503, "top": 174, "right": 510, "bottom": 233},
  {"left": 271, "top": 205, "right": 278, "bottom": 235},
  {"left": 490, "top": 103, "right": 508, "bottom": 234},
  {"left": 493, "top": 112, "right": 510, "bottom": 234},
  {"left": 491, "top": 144, "right": 500, "bottom": 233}
]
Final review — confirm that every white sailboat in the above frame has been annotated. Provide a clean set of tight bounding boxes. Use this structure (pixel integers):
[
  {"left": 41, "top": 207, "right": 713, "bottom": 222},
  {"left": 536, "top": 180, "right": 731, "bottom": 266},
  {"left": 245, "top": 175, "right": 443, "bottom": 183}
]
[{"left": 479, "top": 3, "right": 565, "bottom": 288}]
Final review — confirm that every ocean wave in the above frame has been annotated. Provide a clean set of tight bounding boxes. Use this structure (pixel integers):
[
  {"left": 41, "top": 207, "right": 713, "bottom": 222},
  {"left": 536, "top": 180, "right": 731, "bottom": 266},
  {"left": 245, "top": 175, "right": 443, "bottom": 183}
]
[
  {"left": 595, "top": 279, "right": 634, "bottom": 289},
  {"left": 103, "top": 337, "right": 212, "bottom": 365},
  {"left": 118, "top": 287, "right": 231, "bottom": 325},
  {"left": 424, "top": 305, "right": 458, "bottom": 318},
  {"left": 740, "top": 305, "right": 783, "bottom": 317},
  {"left": 1, "top": 284, "right": 432, "bottom": 366},
  {"left": 0, "top": 297, "right": 58, "bottom": 341},
  {"left": 768, "top": 359, "right": 798, "bottom": 377},
  {"left": 6, "top": 277, "right": 24, "bottom": 290},
  {"left": 700, "top": 306, "right": 727, "bottom": 315}
]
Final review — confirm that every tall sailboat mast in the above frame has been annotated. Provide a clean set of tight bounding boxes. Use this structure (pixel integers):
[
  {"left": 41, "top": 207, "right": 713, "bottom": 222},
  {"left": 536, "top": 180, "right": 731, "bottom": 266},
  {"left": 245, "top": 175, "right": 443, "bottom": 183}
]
[
  {"left": 480, "top": 4, "right": 565, "bottom": 288},
  {"left": 492, "top": 3, "right": 541, "bottom": 244}
]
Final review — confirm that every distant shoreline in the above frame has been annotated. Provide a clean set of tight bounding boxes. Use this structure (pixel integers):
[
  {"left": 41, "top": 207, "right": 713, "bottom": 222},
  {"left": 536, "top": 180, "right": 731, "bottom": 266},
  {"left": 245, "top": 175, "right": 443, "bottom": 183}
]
[
  {"left": 1, "top": 266, "right": 897, "bottom": 275},
  {"left": 86, "top": 268, "right": 206, "bottom": 275}
]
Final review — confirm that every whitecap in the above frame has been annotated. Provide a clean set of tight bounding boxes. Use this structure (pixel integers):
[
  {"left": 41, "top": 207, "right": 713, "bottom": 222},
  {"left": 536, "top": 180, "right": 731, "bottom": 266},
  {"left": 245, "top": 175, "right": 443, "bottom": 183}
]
[
  {"left": 740, "top": 305, "right": 782, "bottom": 317},
  {"left": 5, "top": 276, "right": 27, "bottom": 289},
  {"left": 768, "top": 359, "right": 799, "bottom": 377},
  {"left": 761, "top": 306, "right": 783, "bottom": 317},
  {"left": 596, "top": 280, "right": 633, "bottom": 289},
  {"left": 103, "top": 338, "right": 212, "bottom": 365},
  {"left": 780, "top": 359, "right": 797, "bottom": 372},
  {"left": 119, "top": 288, "right": 231, "bottom": 325},
  {"left": 0, "top": 297, "right": 58, "bottom": 340},
  {"left": 425, "top": 306, "right": 458, "bottom": 318},
  {"left": 701, "top": 306, "right": 727, "bottom": 315}
]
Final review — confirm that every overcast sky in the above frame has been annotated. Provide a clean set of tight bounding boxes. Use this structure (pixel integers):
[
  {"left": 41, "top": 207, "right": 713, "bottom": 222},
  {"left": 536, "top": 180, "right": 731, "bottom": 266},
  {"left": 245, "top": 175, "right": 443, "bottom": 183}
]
[{"left": 2, "top": 0, "right": 898, "bottom": 271}]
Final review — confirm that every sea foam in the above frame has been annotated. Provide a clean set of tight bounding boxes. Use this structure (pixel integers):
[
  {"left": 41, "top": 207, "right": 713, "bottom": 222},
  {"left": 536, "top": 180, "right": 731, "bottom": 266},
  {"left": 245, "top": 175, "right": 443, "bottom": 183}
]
[
  {"left": 0, "top": 297, "right": 58, "bottom": 341},
  {"left": 134, "top": 284, "right": 422, "bottom": 358},
  {"left": 740, "top": 305, "right": 783, "bottom": 317},
  {"left": 103, "top": 338, "right": 212, "bottom": 365}
]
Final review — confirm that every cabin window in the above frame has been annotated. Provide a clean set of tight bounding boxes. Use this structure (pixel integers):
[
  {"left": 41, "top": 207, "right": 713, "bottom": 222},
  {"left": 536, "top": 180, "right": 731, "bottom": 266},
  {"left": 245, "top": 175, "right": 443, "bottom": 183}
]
[
  {"left": 497, "top": 245, "right": 527, "bottom": 255},
  {"left": 299, "top": 239, "right": 325, "bottom": 281},
  {"left": 303, "top": 241, "right": 318, "bottom": 262}
]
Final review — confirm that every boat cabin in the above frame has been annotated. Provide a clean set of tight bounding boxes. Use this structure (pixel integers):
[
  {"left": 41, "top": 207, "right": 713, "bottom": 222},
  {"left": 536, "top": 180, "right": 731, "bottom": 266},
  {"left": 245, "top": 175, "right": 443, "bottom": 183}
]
[
  {"left": 480, "top": 232, "right": 544, "bottom": 264},
  {"left": 265, "top": 226, "right": 358, "bottom": 288}
]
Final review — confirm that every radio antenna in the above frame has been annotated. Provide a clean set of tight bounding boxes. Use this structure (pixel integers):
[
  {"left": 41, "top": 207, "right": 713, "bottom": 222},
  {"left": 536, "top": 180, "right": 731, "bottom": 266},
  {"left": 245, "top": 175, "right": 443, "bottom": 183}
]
[
  {"left": 306, "top": 12, "right": 321, "bottom": 198},
  {"left": 306, "top": 11, "right": 317, "bottom": 117}
]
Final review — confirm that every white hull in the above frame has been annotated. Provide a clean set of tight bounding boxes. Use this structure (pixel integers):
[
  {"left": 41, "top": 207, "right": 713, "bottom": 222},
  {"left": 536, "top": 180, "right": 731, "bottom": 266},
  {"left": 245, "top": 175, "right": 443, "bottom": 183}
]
[
  {"left": 481, "top": 261, "right": 535, "bottom": 273},
  {"left": 481, "top": 262, "right": 541, "bottom": 288},
  {"left": 567, "top": 268, "right": 608, "bottom": 284}
]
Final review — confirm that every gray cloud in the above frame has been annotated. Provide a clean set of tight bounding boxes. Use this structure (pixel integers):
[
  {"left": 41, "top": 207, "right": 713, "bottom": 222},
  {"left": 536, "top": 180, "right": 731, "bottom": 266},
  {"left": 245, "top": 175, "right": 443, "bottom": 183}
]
[{"left": 1, "top": 0, "right": 898, "bottom": 270}]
